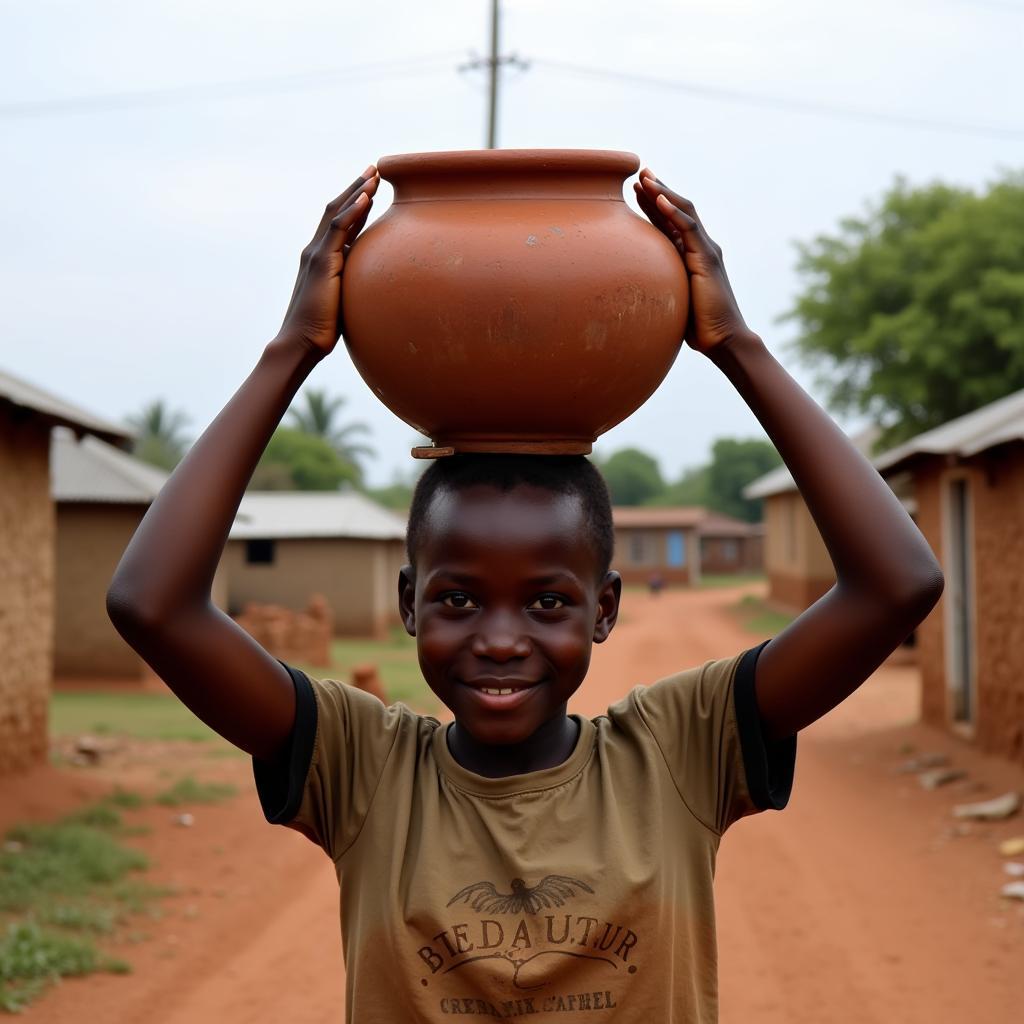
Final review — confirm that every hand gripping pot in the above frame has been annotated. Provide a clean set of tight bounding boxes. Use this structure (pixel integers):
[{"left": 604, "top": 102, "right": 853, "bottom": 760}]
[{"left": 340, "top": 149, "right": 689, "bottom": 458}]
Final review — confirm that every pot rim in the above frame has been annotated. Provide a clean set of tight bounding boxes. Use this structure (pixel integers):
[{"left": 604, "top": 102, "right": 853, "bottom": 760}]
[{"left": 377, "top": 148, "right": 640, "bottom": 182}]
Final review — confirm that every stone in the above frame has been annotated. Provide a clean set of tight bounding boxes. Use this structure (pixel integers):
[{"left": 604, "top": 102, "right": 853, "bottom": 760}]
[
  {"left": 233, "top": 594, "right": 334, "bottom": 667},
  {"left": 918, "top": 768, "right": 966, "bottom": 790},
  {"left": 351, "top": 664, "right": 388, "bottom": 704},
  {"left": 998, "top": 837, "right": 1024, "bottom": 857},
  {"left": 1002, "top": 862, "right": 1024, "bottom": 878},
  {"left": 1000, "top": 881, "right": 1024, "bottom": 901},
  {"left": 952, "top": 792, "right": 1022, "bottom": 821},
  {"left": 73, "top": 735, "right": 105, "bottom": 764},
  {"left": 895, "top": 752, "right": 950, "bottom": 774},
  {"left": 174, "top": 813, "right": 195, "bottom": 827}
]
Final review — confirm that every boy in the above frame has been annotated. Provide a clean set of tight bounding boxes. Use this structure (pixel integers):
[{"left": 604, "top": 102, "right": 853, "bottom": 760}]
[{"left": 107, "top": 165, "right": 943, "bottom": 1021}]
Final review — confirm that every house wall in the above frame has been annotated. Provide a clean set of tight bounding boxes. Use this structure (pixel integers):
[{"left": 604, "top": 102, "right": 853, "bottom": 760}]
[
  {"left": 912, "top": 464, "right": 946, "bottom": 730},
  {"left": 913, "top": 449, "right": 1024, "bottom": 766},
  {"left": 700, "top": 535, "right": 763, "bottom": 575},
  {"left": 612, "top": 526, "right": 697, "bottom": 586},
  {"left": 224, "top": 537, "right": 404, "bottom": 639},
  {"left": 0, "top": 405, "right": 53, "bottom": 775},
  {"left": 762, "top": 492, "right": 834, "bottom": 611},
  {"left": 56, "top": 503, "right": 146, "bottom": 678},
  {"left": 56, "top": 502, "right": 230, "bottom": 680}
]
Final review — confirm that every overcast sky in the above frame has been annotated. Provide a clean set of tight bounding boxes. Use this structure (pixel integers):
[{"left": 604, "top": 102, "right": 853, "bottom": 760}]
[{"left": 2, "top": 0, "right": 1022, "bottom": 486}]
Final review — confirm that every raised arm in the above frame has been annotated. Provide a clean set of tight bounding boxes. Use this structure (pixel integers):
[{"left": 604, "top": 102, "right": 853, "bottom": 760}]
[
  {"left": 635, "top": 172, "right": 944, "bottom": 742},
  {"left": 106, "top": 167, "right": 378, "bottom": 759}
]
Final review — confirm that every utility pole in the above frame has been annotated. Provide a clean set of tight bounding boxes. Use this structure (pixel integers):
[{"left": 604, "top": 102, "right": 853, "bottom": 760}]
[
  {"left": 459, "top": 0, "right": 528, "bottom": 149},
  {"left": 486, "top": 0, "right": 500, "bottom": 149}
]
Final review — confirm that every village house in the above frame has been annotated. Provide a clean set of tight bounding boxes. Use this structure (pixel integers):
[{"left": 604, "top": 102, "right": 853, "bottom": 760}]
[
  {"left": 51, "top": 428, "right": 230, "bottom": 681},
  {"left": 611, "top": 507, "right": 763, "bottom": 587},
  {"left": 741, "top": 428, "right": 903, "bottom": 612},
  {"left": 872, "top": 389, "right": 1024, "bottom": 767},
  {"left": 0, "top": 370, "right": 131, "bottom": 775},
  {"left": 225, "top": 490, "right": 408, "bottom": 639}
]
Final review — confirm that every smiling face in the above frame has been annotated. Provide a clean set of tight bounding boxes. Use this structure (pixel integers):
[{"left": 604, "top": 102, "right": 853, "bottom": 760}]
[{"left": 399, "top": 483, "right": 621, "bottom": 755}]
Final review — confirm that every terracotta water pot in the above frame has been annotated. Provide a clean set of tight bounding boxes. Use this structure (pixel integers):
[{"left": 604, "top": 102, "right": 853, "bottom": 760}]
[{"left": 341, "top": 149, "right": 688, "bottom": 457}]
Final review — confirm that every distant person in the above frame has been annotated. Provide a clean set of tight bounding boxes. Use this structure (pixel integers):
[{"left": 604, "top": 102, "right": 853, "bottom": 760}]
[
  {"left": 647, "top": 570, "right": 665, "bottom": 596},
  {"left": 107, "top": 166, "right": 943, "bottom": 1021}
]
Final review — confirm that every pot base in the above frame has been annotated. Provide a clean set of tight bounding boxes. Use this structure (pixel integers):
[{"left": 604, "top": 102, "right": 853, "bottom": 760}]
[{"left": 411, "top": 438, "right": 594, "bottom": 459}]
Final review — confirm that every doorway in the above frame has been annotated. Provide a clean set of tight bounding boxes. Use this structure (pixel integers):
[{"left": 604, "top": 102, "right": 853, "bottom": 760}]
[{"left": 943, "top": 474, "right": 975, "bottom": 726}]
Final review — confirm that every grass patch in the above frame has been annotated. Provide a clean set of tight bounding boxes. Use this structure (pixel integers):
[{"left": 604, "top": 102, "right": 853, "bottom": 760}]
[
  {"left": 50, "top": 692, "right": 222, "bottom": 743},
  {"left": 731, "top": 594, "right": 795, "bottom": 637},
  {"left": 291, "top": 626, "right": 438, "bottom": 713},
  {"left": 0, "top": 922, "right": 129, "bottom": 1013},
  {"left": 0, "top": 799, "right": 165, "bottom": 1012},
  {"left": 0, "top": 822, "right": 147, "bottom": 915},
  {"left": 699, "top": 573, "right": 766, "bottom": 589},
  {"left": 154, "top": 776, "right": 237, "bottom": 807}
]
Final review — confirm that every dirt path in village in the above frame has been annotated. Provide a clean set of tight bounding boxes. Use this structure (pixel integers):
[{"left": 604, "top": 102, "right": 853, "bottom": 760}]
[{"left": 11, "top": 583, "right": 1024, "bottom": 1022}]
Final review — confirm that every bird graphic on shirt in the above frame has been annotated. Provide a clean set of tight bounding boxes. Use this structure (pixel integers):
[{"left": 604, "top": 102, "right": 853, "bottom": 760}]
[{"left": 446, "top": 875, "right": 595, "bottom": 915}]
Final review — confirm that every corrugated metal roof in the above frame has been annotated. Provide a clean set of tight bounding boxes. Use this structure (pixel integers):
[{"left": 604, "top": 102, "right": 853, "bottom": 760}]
[
  {"left": 612, "top": 506, "right": 706, "bottom": 529},
  {"left": 612, "top": 506, "right": 761, "bottom": 535},
  {"left": 230, "top": 490, "right": 407, "bottom": 541},
  {"left": 52, "top": 428, "right": 408, "bottom": 541},
  {"left": 743, "top": 426, "right": 881, "bottom": 499},
  {"left": 1, "top": 368, "right": 131, "bottom": 445},
  {"left": 51, "top": 427, "right": 169, "bottom": 503},
  {"left": 697, "top": 512, "right": 764, "bottom": 538},
  {"left": 873, "top": 388, "right": 1024, "bottom": 472}
]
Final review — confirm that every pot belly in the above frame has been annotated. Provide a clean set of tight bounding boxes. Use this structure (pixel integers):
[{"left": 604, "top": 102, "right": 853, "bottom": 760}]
[{"left": 341, "top": 198, "right": 687, "bottom": 454}]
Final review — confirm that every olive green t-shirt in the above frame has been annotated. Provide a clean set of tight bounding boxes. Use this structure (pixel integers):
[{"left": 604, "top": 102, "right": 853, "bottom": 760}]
[{"left": 254, "top": 641, "right": 796, "bottom": 1022}]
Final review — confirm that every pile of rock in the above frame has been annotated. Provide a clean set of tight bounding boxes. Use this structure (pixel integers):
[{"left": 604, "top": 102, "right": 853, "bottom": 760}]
[
  {"left": 895, "top": 747, "right": 1024, "bottom": 902},
  {"left": 234, "top": 594, "right": 333, "bottom": 667}
]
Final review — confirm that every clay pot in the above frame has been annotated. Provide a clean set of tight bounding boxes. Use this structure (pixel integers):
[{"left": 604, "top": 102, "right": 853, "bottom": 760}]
[{"left": 341, "top": 149, "right": 688, "bottom": 457}]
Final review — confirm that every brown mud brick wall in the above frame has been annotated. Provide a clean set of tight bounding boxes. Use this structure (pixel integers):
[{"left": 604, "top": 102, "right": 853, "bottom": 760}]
[
  {"left": 913, "top": 448, "right": 1024, "bottom": 767},
  {"left": 224, "top": 536, "right": 404, "bottom": 639},
  {"left": 613, "top": 525, "right": 699, "bottom": 588},
  {"left": 55, "top": 503, "right": 148, "bottom": 679},
  {"left": 765, "top": 572, "right": 834, "bottom": 613},
  {"left": 234, "top": 594, "right": 333, "bottom": 668},
  {"left": 762, "top": 491, "right": 835, "bottom": 612},
  {"left": 700, "top": 535, "right": 764, "bottom": 575},
  {"left": 912, "top": 464, "right": 946, "bottom": 731},
  {"left": 0, "top": 405, "right": 53, "bottom": 775}
]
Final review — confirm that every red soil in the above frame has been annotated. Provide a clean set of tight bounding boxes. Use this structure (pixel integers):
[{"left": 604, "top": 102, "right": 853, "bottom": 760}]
[{"left": 7, "top": 583, "right": 1023, "bottom": 1022}]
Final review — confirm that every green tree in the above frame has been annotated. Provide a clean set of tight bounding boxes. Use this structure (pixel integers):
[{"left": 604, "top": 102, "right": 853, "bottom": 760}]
[
  {"left": 287, "top": 388, "right": 374, "bottom": 475},
  {"left": 125, "top": 399, "right": 191, "bottom": 471},
  {"left": 706, "top": 438, "right": 781, "bottom": 523},
  {"left": 597, "top": 448, "right": 666, "bottom": 505},
  {"left": 644, "top": 465, "right": 710, "bottom": 507},
  {"left": 782, "top": 173, "right": 1024, "bottom": 448},
  {"left": 250, "top": 427, "right": 361, "bottom": 491}
]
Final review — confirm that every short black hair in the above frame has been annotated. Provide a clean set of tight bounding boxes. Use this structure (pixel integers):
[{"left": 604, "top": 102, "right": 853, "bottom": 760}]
[{"left": 406, "top": 454, "right": 614, "bottom": 579}]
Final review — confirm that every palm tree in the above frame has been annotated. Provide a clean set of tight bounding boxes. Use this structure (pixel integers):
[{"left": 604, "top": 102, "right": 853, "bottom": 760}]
[
  {"left": 125, "top": 399, "right": 192, "bottom": 471},
  {"left": 287, "top": 388, "right": 374, "bottom": 475}
]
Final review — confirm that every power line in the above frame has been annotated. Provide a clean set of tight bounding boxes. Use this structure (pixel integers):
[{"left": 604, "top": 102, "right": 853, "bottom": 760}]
[
  {"left": 458, "top": 0, "right": 529, "bottom": 148},
  {"left": 532, "top": 58, "right": 1024, "bottom": 143},
  {"left": 0, "top": 54, "right": 461, "bottom": 119}
]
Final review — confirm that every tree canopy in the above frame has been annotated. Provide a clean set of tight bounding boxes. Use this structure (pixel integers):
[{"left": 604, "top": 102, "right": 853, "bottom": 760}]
[
  {"left": 287, "top": 388, "right": 374, "bottom": 475},
  {"left": 125, "top": 399, "right": 191, "bottom": 471},
  {"left": 597, "top": 447, "right": 666, "bottom": 505},
  {"left": 595, "top": 439, "right": 778, "bottom": 521},
  {"left": 705, "top": 438, "right": 781, "bottom": 522},
  {"left": 782, "top": 173, "right": 1024, "bottom": 448},
  {"left": 250, "top": 427, "right": 361, "bottom": 491}
]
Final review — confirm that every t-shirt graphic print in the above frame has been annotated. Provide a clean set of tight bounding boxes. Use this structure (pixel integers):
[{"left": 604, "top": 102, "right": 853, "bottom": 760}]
[{"left": 253, "top": 642, "right": 796, "bottom": 1022}]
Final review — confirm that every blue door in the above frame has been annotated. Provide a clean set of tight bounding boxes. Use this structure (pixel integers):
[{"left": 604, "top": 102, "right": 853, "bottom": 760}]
[{"left": 667, "top": 530, "right": 686, "bottom": 567}]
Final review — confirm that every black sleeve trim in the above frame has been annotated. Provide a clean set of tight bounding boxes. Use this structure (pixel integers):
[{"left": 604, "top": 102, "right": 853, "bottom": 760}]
[
  {"left": 733, "top": 640, "right": 797, "bottom": 812},
  {"left": 251, "top": 661, "right": 318, "bottom": 825}
]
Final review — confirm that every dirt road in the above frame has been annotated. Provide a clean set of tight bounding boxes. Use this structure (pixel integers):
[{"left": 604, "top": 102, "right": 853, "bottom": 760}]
[{"left": 18, "top": 584, "right": 1024, "bottom": 1022}]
